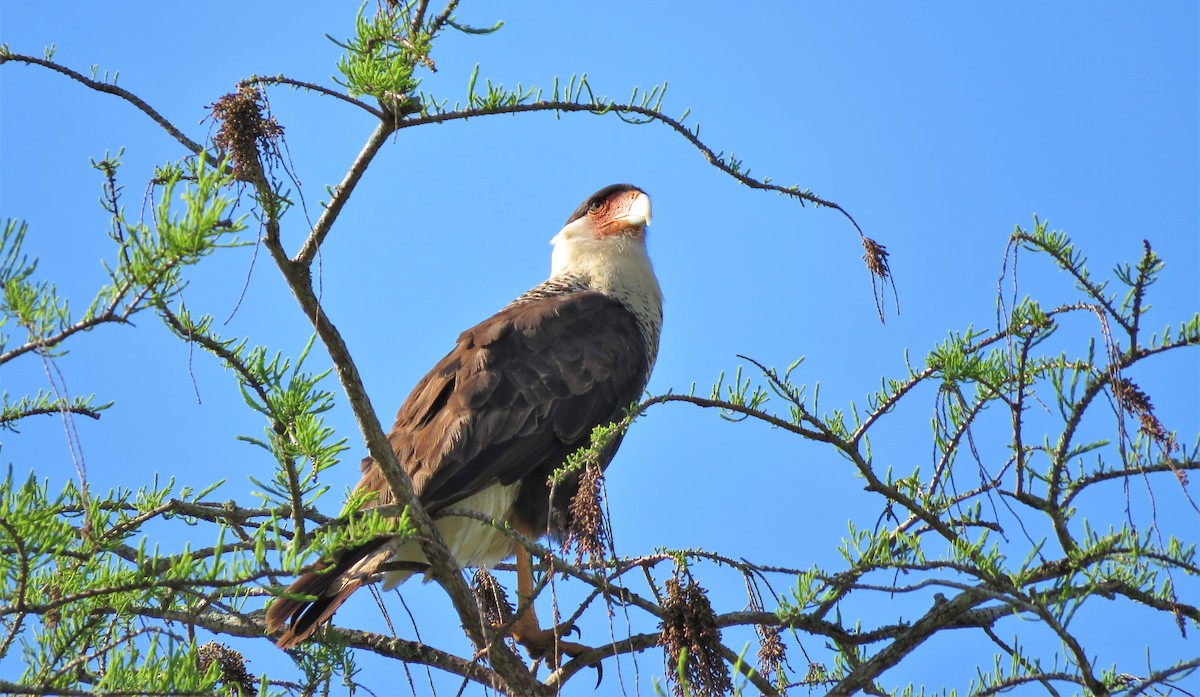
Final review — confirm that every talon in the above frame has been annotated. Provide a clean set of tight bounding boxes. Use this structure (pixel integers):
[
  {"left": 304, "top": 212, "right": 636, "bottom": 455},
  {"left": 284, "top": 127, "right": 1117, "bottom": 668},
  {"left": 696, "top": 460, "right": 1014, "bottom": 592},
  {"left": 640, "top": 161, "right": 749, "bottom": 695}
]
[
  {"left": 593, "top": 661, "right": 604, "bottom": 688},
  {"left": 508, "top": 546, "right": 596, "bottom": 672},
  {"left": 513, "top": 625, "right": 591, "bottom": 669}
]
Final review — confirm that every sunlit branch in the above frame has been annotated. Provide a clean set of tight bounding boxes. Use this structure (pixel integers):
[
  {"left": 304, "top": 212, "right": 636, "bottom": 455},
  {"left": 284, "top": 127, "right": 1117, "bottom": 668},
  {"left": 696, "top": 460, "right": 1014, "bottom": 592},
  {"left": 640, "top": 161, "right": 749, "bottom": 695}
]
[
  {"left": 397, "top": 99, "right": 866, "bottom": 234},
  {"left": 1, "top": 52, "right": 205, "bottom": 155},
  {"left": 241, "top": 74, "right": 384, "bottom": 119}
]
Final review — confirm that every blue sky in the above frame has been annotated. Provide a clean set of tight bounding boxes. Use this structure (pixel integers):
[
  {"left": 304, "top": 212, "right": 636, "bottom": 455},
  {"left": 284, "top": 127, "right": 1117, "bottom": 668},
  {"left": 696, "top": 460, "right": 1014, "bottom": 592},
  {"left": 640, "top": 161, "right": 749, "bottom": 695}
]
[{"left": 2, "top": 2, "right": 1197, "bottom": 694}]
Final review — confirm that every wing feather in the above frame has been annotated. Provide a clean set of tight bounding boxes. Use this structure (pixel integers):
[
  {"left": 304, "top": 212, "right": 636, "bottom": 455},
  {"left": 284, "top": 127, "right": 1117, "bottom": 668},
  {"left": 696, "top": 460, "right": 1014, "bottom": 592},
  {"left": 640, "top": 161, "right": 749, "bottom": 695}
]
[
  {"left": 355, "top": 292, "right": 648, "bottom": 525},
  {"left": 271, "top": 292, "right": 648, "bottom": 646}
]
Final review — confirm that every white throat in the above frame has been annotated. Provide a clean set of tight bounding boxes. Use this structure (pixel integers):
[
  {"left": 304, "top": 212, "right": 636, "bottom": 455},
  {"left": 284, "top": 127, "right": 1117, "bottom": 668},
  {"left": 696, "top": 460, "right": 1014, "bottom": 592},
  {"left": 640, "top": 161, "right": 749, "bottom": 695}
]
[{"left": 549, "top": 221, "right": 664, "bottom": 367}]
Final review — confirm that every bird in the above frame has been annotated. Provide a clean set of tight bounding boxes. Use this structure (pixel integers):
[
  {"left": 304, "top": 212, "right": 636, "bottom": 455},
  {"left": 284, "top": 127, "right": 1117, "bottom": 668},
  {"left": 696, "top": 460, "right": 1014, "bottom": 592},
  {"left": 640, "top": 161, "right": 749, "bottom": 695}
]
[{"left": 265, "top": 184, "right": 662, "bottom": 666}]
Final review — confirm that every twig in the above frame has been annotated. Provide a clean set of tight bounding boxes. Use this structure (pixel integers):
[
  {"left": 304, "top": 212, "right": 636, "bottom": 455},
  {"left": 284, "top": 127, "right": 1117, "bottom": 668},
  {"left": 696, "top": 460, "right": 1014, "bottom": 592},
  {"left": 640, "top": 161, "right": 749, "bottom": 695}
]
[{"left": 2, "top": 52, "right": 204, "bottom": 155}]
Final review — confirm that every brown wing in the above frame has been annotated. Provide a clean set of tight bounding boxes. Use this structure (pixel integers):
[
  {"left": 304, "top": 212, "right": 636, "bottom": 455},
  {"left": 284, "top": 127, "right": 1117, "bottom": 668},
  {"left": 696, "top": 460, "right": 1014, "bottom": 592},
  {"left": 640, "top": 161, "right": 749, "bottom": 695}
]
[
  {"left": 355, "top": 291, "right": 649, "bottom": 519},
  {"left": 267, "top": 292, "right": 648, "bottom": 648}
]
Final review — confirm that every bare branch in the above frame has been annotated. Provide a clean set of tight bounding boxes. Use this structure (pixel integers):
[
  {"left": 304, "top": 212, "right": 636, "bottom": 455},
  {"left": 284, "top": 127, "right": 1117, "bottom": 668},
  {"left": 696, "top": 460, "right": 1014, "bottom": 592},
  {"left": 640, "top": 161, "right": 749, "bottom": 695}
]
[
  {"left": 241, "top": 74, "right": 384, "bottom": 119},
  {"left": 292, "top": 120, "right": 395, "bottom": 267},
  {"left": 399, "top": 99, "right": 867, "bottom": 233},
  {"left": 1, "top": 52, "right": 205, "bottom": 155}
]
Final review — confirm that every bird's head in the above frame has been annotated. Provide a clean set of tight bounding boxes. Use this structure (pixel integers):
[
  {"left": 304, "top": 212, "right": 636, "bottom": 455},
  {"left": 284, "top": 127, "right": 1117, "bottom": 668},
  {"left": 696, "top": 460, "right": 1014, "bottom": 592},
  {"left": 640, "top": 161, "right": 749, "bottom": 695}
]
[{"left": 550, "top": 184, "right": 653, "bottom": 278}]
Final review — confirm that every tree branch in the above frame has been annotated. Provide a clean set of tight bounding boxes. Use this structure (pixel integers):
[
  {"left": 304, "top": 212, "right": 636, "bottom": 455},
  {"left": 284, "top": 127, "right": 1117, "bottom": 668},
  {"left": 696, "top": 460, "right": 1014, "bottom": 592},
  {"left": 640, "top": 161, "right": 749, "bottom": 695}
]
[
  {"left": 292, "top": 120, "right": 395, "bottom": 266},
  {"left": 241, "top": 74, "right": 384, "bottom": 119},
  {"left": 1, "top": 52, "right": 205, "bottom": 155},
  {"left": 399, "top": 98, "right": 867, "bottom": 233}
]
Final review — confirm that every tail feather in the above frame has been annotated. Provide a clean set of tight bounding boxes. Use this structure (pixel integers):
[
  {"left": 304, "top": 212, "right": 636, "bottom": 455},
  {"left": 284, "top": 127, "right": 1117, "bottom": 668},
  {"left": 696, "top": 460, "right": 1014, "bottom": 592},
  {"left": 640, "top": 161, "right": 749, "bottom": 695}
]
[{"left": 266, "top": 538, "right": 394, "bottom": 649}]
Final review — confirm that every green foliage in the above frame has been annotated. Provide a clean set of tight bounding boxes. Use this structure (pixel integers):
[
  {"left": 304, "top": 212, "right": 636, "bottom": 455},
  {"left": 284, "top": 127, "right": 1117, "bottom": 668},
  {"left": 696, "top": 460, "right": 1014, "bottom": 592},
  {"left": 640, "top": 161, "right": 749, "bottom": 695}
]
[
  {"left": 303, "top": 505, "right": 413, "bottom": 569},
  {"left": 330, "top": 3, "right": 426, "bottom": 111},
  {"left": 98, "top": 154, "right": 244, "bottom": 305},
  {"left": 92, "top": 638, "right": 220, "bottom": 694},
  {"left": 0, "top": 154, "right": 243, "bottom": 367},
  {"left": 709, "top": 365, "right": 771, "bottom": 421},
  {"left": 171, "top": 317, "right": 348, "bottom": 510},
  {"left": 0, "top": 135, "right": 332, "bottom": 695},
  {"left": 459, "top": 65, "right": 670, "bottom": 119},
  {"left": 548, "top": 417, "right": 629, "bottom": 488},
  {"left": 0, "top": 218, "right": 69, "bottom": 356},
  {"left": 2, "top": 1, "right": 1196, "bottom": 693},
  {"left": 694, "top": 220, "right": 1199, "bottom": 694},
  {"left": 0, "top": 469, "right": 283, "bottom": 693},
  {"left": 0, "top": 389, "right": 111, "bottom": 430}
]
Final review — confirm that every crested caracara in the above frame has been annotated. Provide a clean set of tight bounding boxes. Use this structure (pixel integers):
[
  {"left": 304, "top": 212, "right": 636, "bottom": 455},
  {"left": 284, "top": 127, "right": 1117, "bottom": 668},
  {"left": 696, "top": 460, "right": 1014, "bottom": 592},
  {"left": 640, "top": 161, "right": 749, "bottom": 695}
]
[{"left": 265, "top": 184, "right": 663, "bottom": 666}]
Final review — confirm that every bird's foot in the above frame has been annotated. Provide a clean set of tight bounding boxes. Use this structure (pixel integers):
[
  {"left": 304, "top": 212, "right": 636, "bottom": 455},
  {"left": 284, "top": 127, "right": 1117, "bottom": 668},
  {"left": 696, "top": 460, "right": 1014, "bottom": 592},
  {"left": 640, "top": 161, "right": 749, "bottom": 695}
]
[{"left": 512, "top": 621, "right": 590, "bottom": 670}]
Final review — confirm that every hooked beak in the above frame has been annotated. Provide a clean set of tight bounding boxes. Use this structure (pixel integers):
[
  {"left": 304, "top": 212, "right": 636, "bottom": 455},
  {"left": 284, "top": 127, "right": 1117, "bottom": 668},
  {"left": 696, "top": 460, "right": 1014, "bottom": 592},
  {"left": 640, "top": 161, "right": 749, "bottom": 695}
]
[{"left": 623, "top": 191, "right": 652, "bottom": 229}]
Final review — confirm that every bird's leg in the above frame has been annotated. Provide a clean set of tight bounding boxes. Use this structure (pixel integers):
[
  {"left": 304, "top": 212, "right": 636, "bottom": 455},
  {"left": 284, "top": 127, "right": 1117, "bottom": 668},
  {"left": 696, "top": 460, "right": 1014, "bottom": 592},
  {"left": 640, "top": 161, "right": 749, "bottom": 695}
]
[{"left": 509, "top": 543, "right": 590, "bottom": 669}]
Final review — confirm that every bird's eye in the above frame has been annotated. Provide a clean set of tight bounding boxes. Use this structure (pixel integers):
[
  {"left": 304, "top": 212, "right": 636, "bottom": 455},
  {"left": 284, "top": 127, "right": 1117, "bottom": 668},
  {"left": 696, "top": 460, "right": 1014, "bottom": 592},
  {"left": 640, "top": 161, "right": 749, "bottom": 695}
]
[{"left": 587, "top": 200, "right": 604, "bottom": 214}]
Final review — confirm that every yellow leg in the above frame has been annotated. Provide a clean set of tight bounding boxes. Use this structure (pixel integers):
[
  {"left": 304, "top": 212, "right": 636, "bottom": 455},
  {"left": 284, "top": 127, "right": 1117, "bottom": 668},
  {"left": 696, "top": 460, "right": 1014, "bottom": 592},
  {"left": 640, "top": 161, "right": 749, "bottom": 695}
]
[
  {"left": 510, "top": 543, "right": 541, "bottom": 641},
  {"left": 508, "top": 544, "right": 589, "bottom": 669}
]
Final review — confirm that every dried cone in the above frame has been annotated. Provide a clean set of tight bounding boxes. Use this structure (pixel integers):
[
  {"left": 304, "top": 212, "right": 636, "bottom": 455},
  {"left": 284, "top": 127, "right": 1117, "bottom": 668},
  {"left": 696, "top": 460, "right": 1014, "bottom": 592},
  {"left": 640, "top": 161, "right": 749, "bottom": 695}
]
[
  {"left": 757, "top": 624, "right": 786, "bottom": 688},
  {"left": 197, "top": 641, "right": 256, "bottom": 694},
  {"left": 473, "top": 568, "right": 515, "bottom": 628},
  {"left": 660, "top": 574, "right": 731, "bottom": 697},
  {"left": 567, "top": 463, "right": 608, "bottom": 565},
  {"left": 1112, "top": 377, "right": 1177, "bottom": 451},
  {"left": 209, "top": 85, "right": 283, "bottom": 181},
  {"left": 861, "top": 236, "right": 892, "bottom": 282}
]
